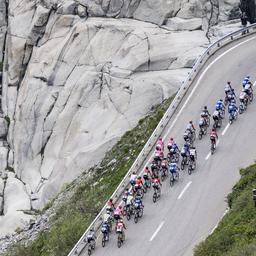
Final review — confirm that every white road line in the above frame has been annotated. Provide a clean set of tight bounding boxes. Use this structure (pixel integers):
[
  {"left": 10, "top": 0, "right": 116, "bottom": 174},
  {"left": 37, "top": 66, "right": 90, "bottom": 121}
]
[
  {"left": 178, "top": 181, "right": 192, "bottom": 199},
  {"left": 221, "top": 123, "right": 230, "bottom": 136},
  {"left": 141, "top": 37, "right": 256, "bottom": 176},
  {"left": 149, "top": 221, "right": 165, "bottom": 242},
  {"left": 253, "top": 81, "right": 256, "bottom": 87},
  {"left": 205, "top": 152, "right": 211, "bottom": 160},
  {"left": 205, "top": 140, "right": 220, "bottom": 160}
]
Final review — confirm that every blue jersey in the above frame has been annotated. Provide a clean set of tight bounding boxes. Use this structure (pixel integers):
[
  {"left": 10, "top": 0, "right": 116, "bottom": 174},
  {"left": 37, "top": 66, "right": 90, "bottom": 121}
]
[
  {"left": 134, "top": 198, "right": 142, "bottom": 207},
  {"left": 169, "top": 163, "right": 177, "bottom": 173},
  {"left": 228, "top": 104, "right": 237, "bottom": 113},
  {"left": 216, "top": 101, "right": 223, "bottom": 111}
]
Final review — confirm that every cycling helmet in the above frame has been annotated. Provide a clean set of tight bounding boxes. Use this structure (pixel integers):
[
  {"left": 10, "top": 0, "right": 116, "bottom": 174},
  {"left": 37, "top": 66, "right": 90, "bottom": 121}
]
[
  {"left": 227, "top": 81, "right": 231, "bottom": 85},
  {"left": 119, "top": 219, "right": 123, "bottom": 223},
  {"left": 219, "top": 99, "right": 223, "bottom": 102},
  {"left": 138, "top": 176, "right": 141, "bottom": 179},
  {"left": 189, "top": 120, "right": 193, "bottom": 124},
  {"left": 212, "top": 128, "right": 215, "bottom": 132},
  {"left": 204, "top": 106, "right": 207, "bottom": 109},
  {"left": 90, "top": 227, "right": 95, "bottom": 232},
  {"left": 109, "top": 198, "right": 113, "bottom": 202},
  {"left": 118, "top": 205, "right": 122, "bottom": 209}
]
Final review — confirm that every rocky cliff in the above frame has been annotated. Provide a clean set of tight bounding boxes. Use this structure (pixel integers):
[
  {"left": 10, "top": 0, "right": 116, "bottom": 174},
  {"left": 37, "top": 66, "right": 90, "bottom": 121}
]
[{"left": 0, "top": 0, "right": 242, "bottom": 237}]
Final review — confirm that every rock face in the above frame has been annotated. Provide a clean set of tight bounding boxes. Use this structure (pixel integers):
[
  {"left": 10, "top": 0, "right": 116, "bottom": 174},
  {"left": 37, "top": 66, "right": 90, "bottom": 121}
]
[{"left": 0, "top": 0, "right": 245, "bottom": 238}]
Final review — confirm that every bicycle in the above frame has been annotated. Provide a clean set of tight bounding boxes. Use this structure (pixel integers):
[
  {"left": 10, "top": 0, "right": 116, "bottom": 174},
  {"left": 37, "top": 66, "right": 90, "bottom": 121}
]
[
  {"left": 169, "top": 171, "right": 179, "bottom": 187},
  {"left": 198, "top": 125, "right": 207, "bottom": 140},
  {"left": 211, "top": 140, "right": 216, "bottom": 155},
  {"left": 134, "top": 205, "right": 143, "bottom": 223},
  {"left": 102, "top": 231, "right": 109, "bottom": 247},
  {"left": 126, "top": 204, "right": 134, "bottom": 221},
  {"left": 160, "top": 167, "right": 168, "bottom": 181},
  {"left": 188, "top": 159, "right": 196, "bottom": 175},
  {"left": 87, "top": 240, "right": 96, "bottom": 256},
  {"left": 229, "top": 110, "right": 238, "bottom": 124},
  {"left": 152, "top": 185, "right": 161, "bottom": 203},
  {"left": 117, "top": 232, "right": 125, "bottom": 248},
  {"left": 180, "top": 155, "right": 188, "bottom": 170}
]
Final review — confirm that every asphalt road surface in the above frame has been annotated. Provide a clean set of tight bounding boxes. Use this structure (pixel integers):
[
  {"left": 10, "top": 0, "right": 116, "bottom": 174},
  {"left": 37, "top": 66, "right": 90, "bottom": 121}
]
[{"left": 82, "top": 34, "right": 256, "bottom": 256}]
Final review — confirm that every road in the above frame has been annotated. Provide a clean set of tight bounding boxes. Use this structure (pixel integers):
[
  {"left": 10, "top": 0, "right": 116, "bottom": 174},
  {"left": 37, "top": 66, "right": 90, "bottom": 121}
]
[{"left": 82, "top": 34, "right": 256, "bottom": 256}]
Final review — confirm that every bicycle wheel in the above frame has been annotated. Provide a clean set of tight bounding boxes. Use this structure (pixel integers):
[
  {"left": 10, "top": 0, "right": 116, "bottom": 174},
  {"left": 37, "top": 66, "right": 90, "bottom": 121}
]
[
  {"left": 188, "top": 165, "right": 192, "bottom": 175},
  {"left": 88, "top": 246, "right": 92, "bottom": 256},
  {"left": 181, "top": 160, "right": 185, "bottom": 170},
  {"left": 198, "top": 130, "right": 202, "bottom": 140},
  {"left": 170, "top": 175, "right": 174, "bottom": 187},
  {"left": 117, "top": 237, "right": 122, "bottom": 248},
  {"left": 102, "top": 235, "right": 106, "bottom": 247},
  {"left": 134, "top": 212, "right": 138, "bottom": 223},
  {"left": 153, "top": 192, "right": 157, "bottom": 203}
]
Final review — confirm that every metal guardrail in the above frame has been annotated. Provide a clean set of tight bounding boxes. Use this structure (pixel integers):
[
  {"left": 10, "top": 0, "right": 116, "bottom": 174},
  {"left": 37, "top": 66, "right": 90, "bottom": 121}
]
[{"left": 68, "top": 24, "right": 256, "bottom": 256}]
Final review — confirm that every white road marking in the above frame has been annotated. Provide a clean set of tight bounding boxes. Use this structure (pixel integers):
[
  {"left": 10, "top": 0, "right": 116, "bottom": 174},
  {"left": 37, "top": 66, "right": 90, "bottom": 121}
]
[
  {"left": 221, "top": 123, "right": 230, "bottom": 136},
  {"left": 205, "top": 140, "right": 220, "bottom": 160},
  {"left": 253, "top": 81, "right": 256, "bottom": 87},
  {"left": 205, "top": 152, "right": 211, "bottom": 160},
  {"left": 178, "top": 181, "right": 192, "bottom": 199},
  {"left": 149, "top": 221, "right": 165, "bottom": 242}
]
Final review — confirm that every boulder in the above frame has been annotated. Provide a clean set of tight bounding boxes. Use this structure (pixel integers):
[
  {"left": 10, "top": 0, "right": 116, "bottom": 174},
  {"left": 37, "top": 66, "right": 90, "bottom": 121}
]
[{"left": 166, "top": 17, "right": 202, "bottom": 31}]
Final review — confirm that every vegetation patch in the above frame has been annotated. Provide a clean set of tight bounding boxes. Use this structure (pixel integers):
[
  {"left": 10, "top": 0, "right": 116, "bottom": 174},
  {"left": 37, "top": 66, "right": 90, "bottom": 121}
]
[
  {"left": 194, "top": 163, "right": 256, "bottom": 256},
  {"left": 4, "top": 96, "right": 174, "bottom": 256}
]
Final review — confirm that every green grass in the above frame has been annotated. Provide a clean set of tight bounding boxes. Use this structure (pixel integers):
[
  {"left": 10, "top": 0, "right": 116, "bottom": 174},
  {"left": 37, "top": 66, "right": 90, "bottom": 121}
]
[
  {"left": 4, "top": 96, "right": 174, "bottom": 256},
  {"left": 194, "top": 163, "right": 256, "bottom": 256}
]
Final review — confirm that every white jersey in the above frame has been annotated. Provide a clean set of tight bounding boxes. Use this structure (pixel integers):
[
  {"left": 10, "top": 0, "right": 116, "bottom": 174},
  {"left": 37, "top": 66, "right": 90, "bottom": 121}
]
[
  {"left": 213, "top": 110, "right": 219, "bottom": 117},
  {"left": 240, "top": 91, "right": 247, "bottom": 100},
  {"left": 103, "top": 213, "right": 111, "bottom": 222},
  {"left": 244, "top": 83, "right": 251, "bottom": 90},
  {"left": 126, "top": 195, "right": 133, "bottom": 205},
  {"left": 130, "top": 174, "right": 137, "bottom": 182},
  {"left": 224, "top": 84, "right": 232, "bottom": 92},
  {"left": 189, "top": 148, "right": 196, "bottom": 156}
]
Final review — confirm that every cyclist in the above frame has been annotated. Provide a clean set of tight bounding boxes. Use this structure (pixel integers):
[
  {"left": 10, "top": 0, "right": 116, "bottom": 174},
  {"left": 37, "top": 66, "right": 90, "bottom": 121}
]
[
  {"left": 168, "top": 162, "right": 180, "bottom": 180},
  {"left": 198, "top": 114, "right": 207, "bottom": 129},
  {"left": 133, "top": 193, "right": 144, "bottom": 209},
  {"left": 116, "top": 219, "right": 126, "bottom": 241},
  {"left": 224, "top": 81, "right": 233, "bottom": 95},
  {"left": 215, "top": 99, "right": 225, "bottom": 118},
  {"left": 170, "top": 143, "right": 180, "bottom": 154},
  {"left": 134, "top": 176, "right": 144, "bottom": 193},
  {"left": 101, "top": 221, "right": 110, "bottom": 240},
  {"left": 186, "top": 120, "right": 196, "bottom": 133},
  {"left": 167, "top": 137, "right": 175, "bottom": 151},
  {"left": 156, "top": 137, "right": 164, "bottom": 151},
  {"left": 130, "top": 171, "right": 137, "bottom": 186},
  {"left": 103, "top": 208, "right": 113, "bottom": 223},
  {"left": 239, "top": 89, "right": 249, "bottom": 106},
  {"left": 189, "top": 146, "right": 197, "bottom": 162},
  {"left": 106, "top": 198, "right": 115, "bottom": 213},
  {"left": 228, "top": 100, "right": 238, "bottom": 119},
  {"left": 242, "top": 75, "right": 250, "bottom": 88},
  {"left": 86, "top": 227, "right": 96, "bottom": 245},
  {"left": 113, "top": 205, "right": 123, "bottom": 221},
  {"left": 143, "top": 166, "right": 152, "bottom": 183},
  {"left": 201, "top": 106, "right": 211, "bottom": 120},
  {"left": 152, "top": 175, "right": 162, "bottom": 190},
  {"left": 150, "top": 160, "right": 159, "bottom": 176},
  {"left": 210, "top": 128, "right": 218, "bottom": 147},
  {"left": 126, "top": 191, "right": 134, "bottom": 207},
  {"left": 244, "top": 81, "right": 253, "bottom": 97},
  {"left": 154, "top": 148, "right": 163, "bottom": 163}
]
